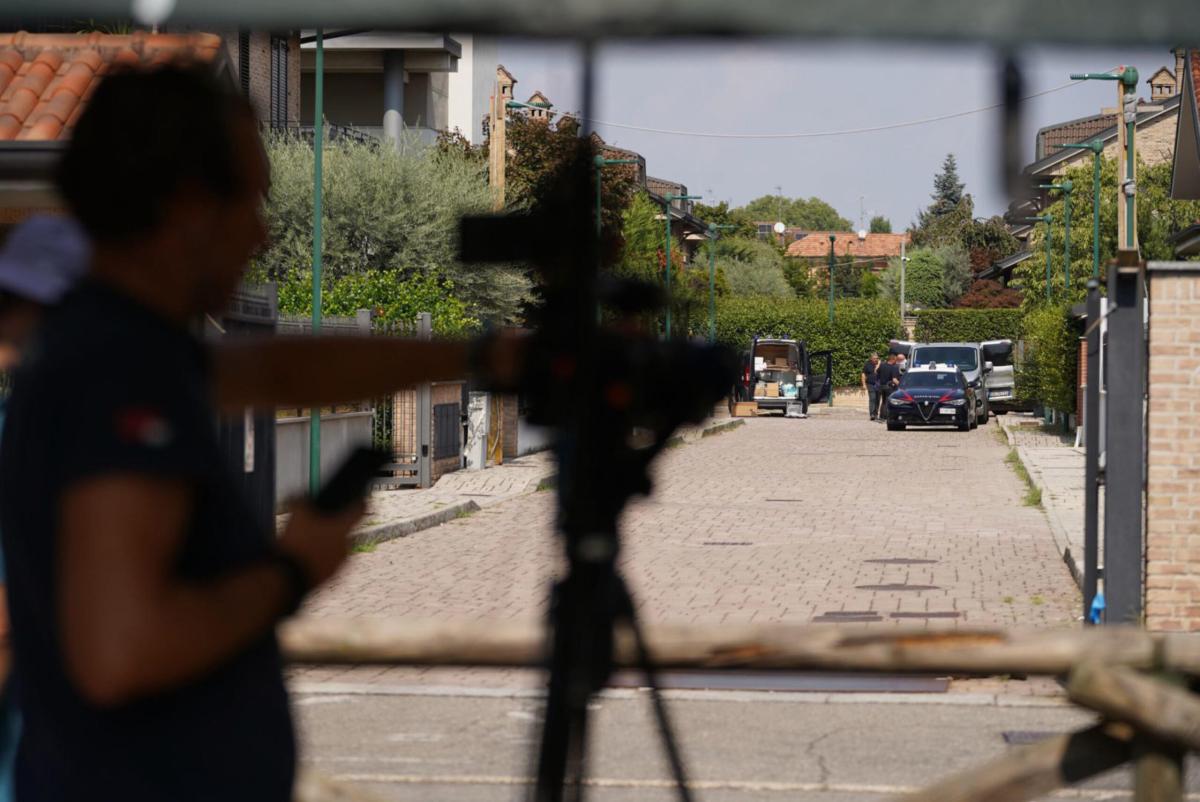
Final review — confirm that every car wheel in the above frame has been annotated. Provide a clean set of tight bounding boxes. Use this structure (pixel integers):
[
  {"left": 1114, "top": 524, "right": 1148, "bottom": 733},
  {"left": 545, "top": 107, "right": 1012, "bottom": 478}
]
[
  {"left": 887, "top": 421, "right": 905, "bottom": 431},
  {"left": 958, "top": 420, "right": 970, "bottom": 431}
]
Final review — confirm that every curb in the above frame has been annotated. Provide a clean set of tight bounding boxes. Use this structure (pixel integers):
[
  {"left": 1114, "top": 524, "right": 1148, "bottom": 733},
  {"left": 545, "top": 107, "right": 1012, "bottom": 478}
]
[
  {"left": 350, "top": 499, "right": 481, "bottom": 547},
  {"left": 1015, "top": 444, "right": 1083, "bottom": 590},
  {"left": 669, "top": 417, "right": 746, "bottom": 447}
]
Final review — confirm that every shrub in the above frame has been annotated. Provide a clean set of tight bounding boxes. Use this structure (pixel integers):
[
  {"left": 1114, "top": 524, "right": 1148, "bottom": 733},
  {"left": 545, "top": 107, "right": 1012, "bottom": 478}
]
[
  {"left": 913, "top": 309, "right": 1023, "bottom": 343},
  {"left": 953, "top": 279, "right": 1022, "bottom": 308},
  {"left": 878, "top": 244, "right": 970, "bottom": 308},
  {"left": 715, "top": 296, "right": 903, "bottom": 386}
]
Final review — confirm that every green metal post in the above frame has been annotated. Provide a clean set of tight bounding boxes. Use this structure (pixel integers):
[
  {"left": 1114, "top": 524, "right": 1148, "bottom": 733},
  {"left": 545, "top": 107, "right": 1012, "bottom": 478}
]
[
  {"left": 309, "top": 29, "right": 324, "bottom": 496},
  {"left": 1044, "top": 216, "right": 1053, "bottom": 302},
  {"left": 1070, "top": 67, "right": 1139, "bottom": 254},
  {"left": 705, "top": 223, "right": 735, "bottom": 344},
  {"left": 1063, "top": 181, "right": 1072, "bottom": 292}
]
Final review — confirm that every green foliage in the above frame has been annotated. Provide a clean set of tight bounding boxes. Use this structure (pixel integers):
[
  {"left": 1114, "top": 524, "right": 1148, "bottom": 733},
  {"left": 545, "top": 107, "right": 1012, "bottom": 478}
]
[
  {"left": 911, "top": 193, "right": 1020, "bottom": 271},
  {"left": 1019, "top": 303, "right": 1078, "bottom": 413},
  {"left": 913, "top": 309, "right": 1024, "bottom": 343},
  {"left": 254, "top": 135, "right": 530, "bottom": 324},
  {"left": 782, "top": 260, "right": 817, "bottom": 299},
  {"left": 879, "top": 244, "right": 970, "bottom": 308},
  {"left": 869, "top": 215, "right": 892, "bottom": 234},
  {"left": 735, "top": 195, "right": 852, "bottom": 230},
  {"left": 617, "top": 192, "right": 664, "bottom": 283},
  {"left": 700, "top": 237, "right": 792, "bottom": 298},
  {"left": 714, "top": 296, "right": 903, "bottom": 386},
  {"left": 1015, "top": 158, "right": 1200, "bottom": 310},
  {"left": 693, "top": 201, "right": 757, "bottom": 239},
  {"left": 277, "top": 269, "right": 477, "bottom": 336}
]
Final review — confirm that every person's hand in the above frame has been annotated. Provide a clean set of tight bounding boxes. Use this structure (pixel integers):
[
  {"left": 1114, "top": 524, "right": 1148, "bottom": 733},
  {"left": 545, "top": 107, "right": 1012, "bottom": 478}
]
[{"left": 277, "top": 501, "right": 364, "bottom": 589}]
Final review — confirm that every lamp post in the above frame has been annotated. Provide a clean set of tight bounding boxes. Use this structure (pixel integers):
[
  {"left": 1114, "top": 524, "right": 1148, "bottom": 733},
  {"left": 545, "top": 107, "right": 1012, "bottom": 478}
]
[
  {"left": 706, "top": 223, "right": 736, "bottom": 344},
  {"left": 1038, "top": 180, "right": 1073, "bottom": 293},
  {"left": 309, "top": 28, "right": 325, "bottom": 495},
  {"left": 1060, "top": 140, "right": 1104, "bottom": 278},
  {"left": 827, "top": 233, "right": 837, "bottom": 324},
  {"left": 1070, "top": 67, "right": 1139, "bottom": 253},
  {"left": 657, "top": 192, "right": 702, "bottom": 338},
  {"left": 1017, "top": 215, "right": 1054, "bottom": 301},
  {"left": 593, "top": 155, "right": 639, "bottom": 238}
]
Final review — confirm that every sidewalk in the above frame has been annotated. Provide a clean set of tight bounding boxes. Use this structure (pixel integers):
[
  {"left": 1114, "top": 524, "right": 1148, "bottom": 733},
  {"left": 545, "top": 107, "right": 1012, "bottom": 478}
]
[
  {"left": 999, "top": 414, "right": 1095, "bottom": 589},
  {"left": 349, "top": 417, "right": 744, "bottom": 547}
]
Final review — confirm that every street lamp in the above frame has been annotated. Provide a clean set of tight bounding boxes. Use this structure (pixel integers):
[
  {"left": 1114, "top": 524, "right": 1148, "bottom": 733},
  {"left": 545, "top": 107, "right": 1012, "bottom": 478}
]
[
  {"left": 827, "top": 233, "right": 837, "bottom": 324},
  {"left": 1069, "top": 66, "right": 1139, "bottom": 253},
  {"left": 1038, "top": 180, "right": 1073, "bottom": 293},
  {"left": 656, "top": 192, "right": 702, "bottom": 338},
  {"left": 706, "top": 223, "right": 736, "bottom": 344},
  {"left": 1016, "top": 215, "right": 1054, "bottom": 301},
  {"left": 1060, "top": 140, "right": 1104, "bottom": 278}
]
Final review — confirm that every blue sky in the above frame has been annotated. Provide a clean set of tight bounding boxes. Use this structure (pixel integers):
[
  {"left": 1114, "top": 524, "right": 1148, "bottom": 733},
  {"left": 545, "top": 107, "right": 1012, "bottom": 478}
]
[{"left": 497, "top": 40, "right": 1171, "bottom": 230}]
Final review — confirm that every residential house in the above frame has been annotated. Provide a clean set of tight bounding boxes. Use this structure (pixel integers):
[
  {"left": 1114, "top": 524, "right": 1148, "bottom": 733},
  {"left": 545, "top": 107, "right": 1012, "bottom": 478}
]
[
  {"left": 1010, "top": 49, "right": 1187, "bottom": 242},
  {"left": 1169, "top": 49, "right": 1200, "bottom": 255},
  {"left": 646, "top": 176, "right": 709, "bottom": 263},
  {"left": 785, "top": 231, "right": 909, "bottom": 272},
  {"left": 299, "top": 31, "right": 496, "bottom": 147}
]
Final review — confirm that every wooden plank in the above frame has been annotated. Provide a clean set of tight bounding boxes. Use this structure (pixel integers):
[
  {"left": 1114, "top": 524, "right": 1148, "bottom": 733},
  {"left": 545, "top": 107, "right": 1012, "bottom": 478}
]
[
  {"left": 1068, "top": 663, "right": 1200, "bottom": 751},
  {"left": 902, "top": 723, "right": 1133, "bottom": 802},
  {"left": 279, "top": 618, "right": 1181, "bottom": 676}
]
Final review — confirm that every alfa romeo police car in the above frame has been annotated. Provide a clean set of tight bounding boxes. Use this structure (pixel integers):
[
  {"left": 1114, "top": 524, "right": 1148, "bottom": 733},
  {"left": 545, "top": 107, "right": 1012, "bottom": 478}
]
[{"left": 885, "top": 363, "right": 978, "bottom": 432}]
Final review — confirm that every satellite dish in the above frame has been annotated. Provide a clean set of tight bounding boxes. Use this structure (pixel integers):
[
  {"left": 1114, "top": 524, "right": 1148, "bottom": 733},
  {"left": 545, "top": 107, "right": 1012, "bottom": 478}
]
[
  {"left": 857, "top": 229, "right": 868, "bottom": 241},
  {"left": 773, "top": 221, "right": 787, "bottom": 234}
]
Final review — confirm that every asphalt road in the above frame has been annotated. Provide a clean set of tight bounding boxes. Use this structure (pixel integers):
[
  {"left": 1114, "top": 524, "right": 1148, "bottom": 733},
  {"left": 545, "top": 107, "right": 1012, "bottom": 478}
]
[{"left": 295, "top": 686, "right": 1198, "bottom": 802}]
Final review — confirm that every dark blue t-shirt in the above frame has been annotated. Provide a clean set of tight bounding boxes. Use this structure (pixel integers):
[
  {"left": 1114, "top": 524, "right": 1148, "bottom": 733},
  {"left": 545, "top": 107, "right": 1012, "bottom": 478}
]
[
  {"left": 0, "top": 282, "right": 293, "bottom": 801},
  {"left": 861, "top": 360, "right": 880, "bottom": 389},
  {"left": 877, "top": 362, "right": 902, "bottom": 389}
]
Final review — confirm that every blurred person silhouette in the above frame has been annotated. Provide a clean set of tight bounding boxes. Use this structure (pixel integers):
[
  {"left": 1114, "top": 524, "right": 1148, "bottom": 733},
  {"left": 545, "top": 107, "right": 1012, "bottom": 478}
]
[
  {"left": 0, "top": 64, "right": 518, "bottom": 802},
  {"left": 0, "top": 214, "right": 90, "bottom": 802}
]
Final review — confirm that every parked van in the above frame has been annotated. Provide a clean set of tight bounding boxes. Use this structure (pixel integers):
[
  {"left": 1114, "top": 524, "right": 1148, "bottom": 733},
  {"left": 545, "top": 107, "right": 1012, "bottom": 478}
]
[
  {"left": 890, "top": 339, "right": 1014, "bottom": 424},
  {"left": 737, "top": 337, "right": 832, "bottom": 416}
]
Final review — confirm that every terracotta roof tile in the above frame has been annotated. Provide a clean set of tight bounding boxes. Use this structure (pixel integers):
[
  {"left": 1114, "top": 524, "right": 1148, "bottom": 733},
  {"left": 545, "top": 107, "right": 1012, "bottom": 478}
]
[
  {"left": 0, "top": 31, "right": 223, "bottom": 142},
  {"left": 786, "top": 231, "right": 911, "bottom": 259},
  {"left": 1192, "top": 51, "right": 1200, "bottom": 124}
]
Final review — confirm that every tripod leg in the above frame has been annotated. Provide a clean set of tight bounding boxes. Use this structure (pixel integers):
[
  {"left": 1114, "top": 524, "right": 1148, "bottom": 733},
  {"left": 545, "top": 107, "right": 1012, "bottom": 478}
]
[{"left": 617, "top": 581, "right": 695, "bottom": 802}]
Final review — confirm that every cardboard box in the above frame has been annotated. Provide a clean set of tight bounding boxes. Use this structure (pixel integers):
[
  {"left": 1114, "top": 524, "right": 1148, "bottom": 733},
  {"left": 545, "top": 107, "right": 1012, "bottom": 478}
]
[
  {"left": 732, "top": 401, "right": 758, "bottom": 417},
  {"left": 765, "top": 382, "right": 780, "bottom": 397},
  {"left": 755, "top": 382, "right": 767, "bottom": 397}
]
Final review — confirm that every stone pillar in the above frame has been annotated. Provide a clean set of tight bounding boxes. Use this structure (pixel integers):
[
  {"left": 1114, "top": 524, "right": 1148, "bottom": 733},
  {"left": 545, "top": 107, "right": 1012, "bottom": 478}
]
[
  {"left": 383, "top": 50, "right": 405, "bottom": 148},
  {"left": 1145, "top": 262, "right": 1200, "bottom": 631}
]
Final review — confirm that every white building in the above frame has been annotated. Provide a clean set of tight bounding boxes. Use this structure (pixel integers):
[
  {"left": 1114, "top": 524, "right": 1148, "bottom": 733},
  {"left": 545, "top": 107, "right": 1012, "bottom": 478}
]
[{"left": 300, "top": 31, "right": 496, "bottom": 147}]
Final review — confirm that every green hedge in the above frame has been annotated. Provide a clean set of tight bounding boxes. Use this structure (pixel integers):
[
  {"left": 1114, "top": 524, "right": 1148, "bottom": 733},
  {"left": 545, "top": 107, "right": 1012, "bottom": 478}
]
[
  {"left": 1019, "top": 303, "right": 1078, "bottom": 413},
  {"left": 715, "top": 296, "right": 903, "bottom": 386},
  {"left": 913, "top": 309, "right": 1024, "bottom": 343}
]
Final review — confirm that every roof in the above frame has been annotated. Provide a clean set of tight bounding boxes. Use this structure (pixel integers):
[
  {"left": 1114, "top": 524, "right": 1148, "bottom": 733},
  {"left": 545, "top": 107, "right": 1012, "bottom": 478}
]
[
  {"left": 496, "top": 64, "right": 515, "bottom": 82},
  {"left": 646, "top": 175, "right": 686, "bottom": 196},
  {"left": 785, "top": 231, "right": 910, "bottom": 259},
  {"left": 1024, "top": 94, "right": 1181, "bottom": 177},
  {"left": 1148, "top": 66, "right": 1176, "bottom": 83},
  {"left": 977, "top": 249, "right": 1032, "bottom": 281},
  {"left": 0, "top": 32, "right": 224, "bottom": 142},
  {"left": 1035, "top": 111, "right": 1110, "bottom": 160},
  {"left": 526, "top": 90, "right": 551, "bottom": 106}
]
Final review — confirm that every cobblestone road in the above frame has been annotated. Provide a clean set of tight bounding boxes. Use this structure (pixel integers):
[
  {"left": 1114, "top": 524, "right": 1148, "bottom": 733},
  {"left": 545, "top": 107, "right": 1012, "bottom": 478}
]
[{"left": 293, "top": 408, "right": 1078, "bottom": 686}]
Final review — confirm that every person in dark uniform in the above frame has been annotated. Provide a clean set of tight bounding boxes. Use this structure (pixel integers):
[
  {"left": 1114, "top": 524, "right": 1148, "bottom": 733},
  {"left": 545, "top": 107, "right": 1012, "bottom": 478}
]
[
  {"left": 876, "top": 353, "right": 903, "bottom": 418},
  {"left": 861, "top": 351, "right": 881, "bottom": 420},
  {"left": 0, "top": 65, "right": 515, "bottom": 802}
]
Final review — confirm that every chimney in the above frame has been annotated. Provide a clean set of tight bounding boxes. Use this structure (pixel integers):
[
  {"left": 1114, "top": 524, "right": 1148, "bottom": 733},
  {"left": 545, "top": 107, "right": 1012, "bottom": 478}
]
[{"left": 1176, "top": 47, "right": 1187, "bottom": 96}]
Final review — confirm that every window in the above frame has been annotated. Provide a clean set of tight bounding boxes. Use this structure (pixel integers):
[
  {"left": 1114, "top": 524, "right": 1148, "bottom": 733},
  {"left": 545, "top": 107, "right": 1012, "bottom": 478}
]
[
  {"left": 901, "top": 371, "right": 960, "bottom": 389},
  {"left": 911, "top": 346, "right": 978, "bottom": 371},
  {"left": 269, "top": 35, "right": 289, "bottom": 130}
]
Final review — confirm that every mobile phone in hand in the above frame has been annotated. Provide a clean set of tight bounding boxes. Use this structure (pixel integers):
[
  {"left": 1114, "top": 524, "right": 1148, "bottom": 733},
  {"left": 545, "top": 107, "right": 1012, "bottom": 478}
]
[{"left": 312, "top": 447, "right": 390, "bottom": 514}]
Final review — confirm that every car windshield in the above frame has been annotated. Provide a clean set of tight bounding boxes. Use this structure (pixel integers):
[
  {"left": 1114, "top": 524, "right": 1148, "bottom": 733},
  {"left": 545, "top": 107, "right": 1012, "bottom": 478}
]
[
  {"left": 901, "top": 371, "right": 960, "bottom": 390},
  {"left": 912, "top": 347, "right": 978, "bottom": 371}
]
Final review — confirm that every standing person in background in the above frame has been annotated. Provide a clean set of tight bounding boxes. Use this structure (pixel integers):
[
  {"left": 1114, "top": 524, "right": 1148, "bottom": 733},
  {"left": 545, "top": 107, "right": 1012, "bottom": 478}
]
[
  {"left": 877, "top": 352, "right": 903, "bottom": 416},
  {"left": 861, "top": 352, "right": 881, "bottom": 421},
  {"left": 895, "top": 350, "right": 908, "bottom": 373},
  {"left": 0, "top": 215, "right": 90, "bottom": 802}
]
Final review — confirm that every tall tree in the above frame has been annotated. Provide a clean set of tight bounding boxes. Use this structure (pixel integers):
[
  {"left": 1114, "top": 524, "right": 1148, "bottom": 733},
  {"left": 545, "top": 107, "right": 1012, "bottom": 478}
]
[
  {"left": 735, "top": 195, "right": 852, "bottom": 230},
  {"left": 917, "top": 153, "right": 965, "bottom": 229},
  {"left": 869, "top": 215, "right": 892, "bottom": 234}
]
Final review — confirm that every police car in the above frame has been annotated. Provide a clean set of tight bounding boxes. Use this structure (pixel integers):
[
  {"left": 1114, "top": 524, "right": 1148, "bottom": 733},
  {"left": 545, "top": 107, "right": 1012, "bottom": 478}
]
[{"left": 885, "top": 363, "right": 978, "bottom": 432}]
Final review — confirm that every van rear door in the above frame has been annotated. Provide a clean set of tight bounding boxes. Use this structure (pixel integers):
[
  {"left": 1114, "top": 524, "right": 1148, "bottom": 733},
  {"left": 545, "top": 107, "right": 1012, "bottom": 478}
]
[
  {"left": 981, "top": 339, "right": 1015, "bottom": 403},
  {"left": 807, "top": 350, "right": 833, "bottom": 404}
]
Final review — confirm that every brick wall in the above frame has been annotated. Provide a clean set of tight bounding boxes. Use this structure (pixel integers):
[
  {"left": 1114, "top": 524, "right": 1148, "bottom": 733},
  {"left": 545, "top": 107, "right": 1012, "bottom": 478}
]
[
  {"left": 223, "top": 31, "right": 300, "bottom": 127},
  {"left": 1145, "top": 265, "right": 1200, "bottom": 631},
  {"left": 1100, "top": 112, "right": 1178, "bottom": 170}
]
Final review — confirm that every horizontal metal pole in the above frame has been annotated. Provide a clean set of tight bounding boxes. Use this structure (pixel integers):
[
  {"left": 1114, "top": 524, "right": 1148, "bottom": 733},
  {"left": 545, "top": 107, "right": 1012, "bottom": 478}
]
[{"left": 279, "top": 618, "right": 1200, "bottom": 677}]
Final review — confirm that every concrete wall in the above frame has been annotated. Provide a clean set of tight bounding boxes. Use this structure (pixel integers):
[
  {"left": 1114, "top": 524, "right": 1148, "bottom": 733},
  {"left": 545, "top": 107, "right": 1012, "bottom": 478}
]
[
  {"left": 1145, "top": 263, "right": 1200, "bottom": 631},
  {"left": 518, "top": 417, "right": 554, "bottom": 456},
  {"left": 447, "top": 34, "right": 496, "bottom": 144},
  {"left": 275, "top": 412, "right": 374, "bottom": 508}
]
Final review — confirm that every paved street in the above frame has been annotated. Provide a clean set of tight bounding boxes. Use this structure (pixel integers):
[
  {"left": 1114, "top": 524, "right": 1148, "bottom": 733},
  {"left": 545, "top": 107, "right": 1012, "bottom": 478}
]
[
  {"left": 295, "top": 688, "right": 1200, "bottom": 802},
  {"left": 295, "top": 408, "right": 1079, "bottom": 688}
]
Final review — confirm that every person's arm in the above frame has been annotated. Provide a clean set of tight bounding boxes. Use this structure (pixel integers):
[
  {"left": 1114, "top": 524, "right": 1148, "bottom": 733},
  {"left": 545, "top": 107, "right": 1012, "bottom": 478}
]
[
  {"left": 211, "top": 337, "right": 468, "bottom": 412},
  {"left": 861, "top": 366, "right": 868, "bottom": 390},
  {"left": 58, "top": 474, "right": 359, "bottom": 708}
]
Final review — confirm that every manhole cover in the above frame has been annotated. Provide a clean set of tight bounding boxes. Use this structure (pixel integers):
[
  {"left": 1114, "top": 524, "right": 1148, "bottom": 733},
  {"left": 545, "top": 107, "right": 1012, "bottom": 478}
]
[
  {"left": 1002, "top": 731, "right": 1061, "bottom": 745},
  {"left": 863, "top": 558, "right": 940, "bottom": 565},
  {"left": 890, "top": 611, "right": 963, "bottom": 619},
  {"left": 702, "top": 541, "right": 753, "bottom": 546},
  {"left": 856, "top": 584, "right": 941, "bottom": 591},
  {"left": 764, "top": 499, "right": 804, "bottom": 502}
]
